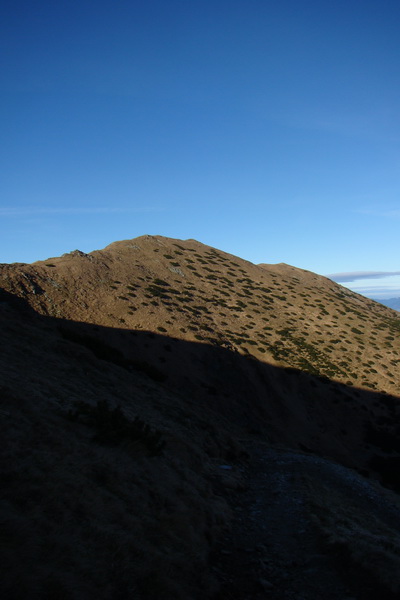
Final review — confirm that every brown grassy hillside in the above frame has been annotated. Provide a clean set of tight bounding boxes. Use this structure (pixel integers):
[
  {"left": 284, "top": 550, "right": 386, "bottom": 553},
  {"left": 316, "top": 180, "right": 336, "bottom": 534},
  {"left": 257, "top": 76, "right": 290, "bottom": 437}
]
[
  {"left": 1, "top": 235, "right": 400, "bottom": 599},
  {"left": 2, "top": 235, "right": 399, "bottom": 394}
]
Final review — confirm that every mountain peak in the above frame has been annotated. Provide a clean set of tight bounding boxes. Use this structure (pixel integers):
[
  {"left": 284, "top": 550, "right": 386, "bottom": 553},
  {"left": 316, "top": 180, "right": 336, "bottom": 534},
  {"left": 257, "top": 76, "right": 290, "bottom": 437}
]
[{"left": 2, "top": 235, "right": 400, "bottom": 599}]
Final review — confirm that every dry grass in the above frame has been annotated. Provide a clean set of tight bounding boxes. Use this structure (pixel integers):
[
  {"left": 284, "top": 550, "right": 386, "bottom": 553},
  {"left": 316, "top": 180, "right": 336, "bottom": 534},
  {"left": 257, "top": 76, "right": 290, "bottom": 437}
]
[
  {"left": 1, "top": 235, "right": 400, "bottom": 598},
  {"left": 304, "top": 474, "right": 400, "bottom": 595},
  {"left": 1, "top": 403, "right": 227, "bottom": 599},
  {"left": 2, "top": 234, "right": 399, "bottom": 395},
  {"left": 0, "top": 302, "right": 236, "bottom": 600}
]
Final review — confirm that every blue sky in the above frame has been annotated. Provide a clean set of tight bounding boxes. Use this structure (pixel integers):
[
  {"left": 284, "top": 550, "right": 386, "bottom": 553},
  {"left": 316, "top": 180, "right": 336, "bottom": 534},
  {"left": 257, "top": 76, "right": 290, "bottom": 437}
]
[{"left": 1, "top": 1, "right": 400, "bottom": 298}]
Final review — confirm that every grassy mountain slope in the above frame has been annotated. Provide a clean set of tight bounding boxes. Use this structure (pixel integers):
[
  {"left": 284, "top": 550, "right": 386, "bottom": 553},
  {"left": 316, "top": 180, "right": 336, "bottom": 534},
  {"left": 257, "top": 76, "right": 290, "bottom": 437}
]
[
  {"left": 2, "top": 234, "right": 399, "bottom": 394},
  {"left": 1, "top": 235, "right": 400, "bottom": 598}
]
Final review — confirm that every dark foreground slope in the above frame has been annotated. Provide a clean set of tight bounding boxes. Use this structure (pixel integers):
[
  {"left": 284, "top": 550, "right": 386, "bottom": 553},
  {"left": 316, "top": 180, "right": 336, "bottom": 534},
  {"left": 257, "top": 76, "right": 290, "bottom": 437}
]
[
  {"left": 1, "top": 236, "right": 400, "bottom": 598},
  {"left": 0, "top": 293, "right": 237, "bottom": 599}
]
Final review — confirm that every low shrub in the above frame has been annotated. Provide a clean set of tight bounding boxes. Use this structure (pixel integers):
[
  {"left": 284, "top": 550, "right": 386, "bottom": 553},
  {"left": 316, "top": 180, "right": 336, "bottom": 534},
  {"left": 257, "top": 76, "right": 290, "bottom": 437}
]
[{"left": 68, "top": 400, "right": 165, "bottom": 456}]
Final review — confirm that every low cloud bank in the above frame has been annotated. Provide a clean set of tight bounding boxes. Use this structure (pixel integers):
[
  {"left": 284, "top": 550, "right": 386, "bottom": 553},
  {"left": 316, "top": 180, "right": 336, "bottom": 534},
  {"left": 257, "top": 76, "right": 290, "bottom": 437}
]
[{"left": 327, "top": 271, "right": 400, "bottom": 283}]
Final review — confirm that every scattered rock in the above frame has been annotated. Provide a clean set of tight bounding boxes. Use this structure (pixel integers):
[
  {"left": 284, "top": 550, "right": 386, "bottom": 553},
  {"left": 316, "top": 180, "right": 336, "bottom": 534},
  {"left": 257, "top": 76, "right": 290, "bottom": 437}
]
[{"left": 259, "top": 577, "right": 274, "bottom": 590}]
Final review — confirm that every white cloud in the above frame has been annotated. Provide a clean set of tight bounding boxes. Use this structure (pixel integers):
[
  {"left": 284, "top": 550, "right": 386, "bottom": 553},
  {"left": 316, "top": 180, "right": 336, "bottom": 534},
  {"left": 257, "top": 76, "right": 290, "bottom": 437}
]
[
  {"left": 353, "top": 208, "right": 400, "bottom": 218},
  {"left": 327, "top": 271, "right": 400, "bottom": 283}
]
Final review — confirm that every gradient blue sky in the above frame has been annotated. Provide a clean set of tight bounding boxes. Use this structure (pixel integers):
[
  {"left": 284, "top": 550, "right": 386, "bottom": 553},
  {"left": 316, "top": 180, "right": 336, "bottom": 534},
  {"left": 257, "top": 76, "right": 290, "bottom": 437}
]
[{"left": 1, "top": 1, "right": 400, "bottom": 298}]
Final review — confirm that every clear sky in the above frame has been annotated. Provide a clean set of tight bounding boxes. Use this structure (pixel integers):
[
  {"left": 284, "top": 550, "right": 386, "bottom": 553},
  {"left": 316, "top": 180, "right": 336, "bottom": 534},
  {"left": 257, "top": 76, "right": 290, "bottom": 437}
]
[{"left": 1, "top": 1, "right": 400, "bottom": 298}]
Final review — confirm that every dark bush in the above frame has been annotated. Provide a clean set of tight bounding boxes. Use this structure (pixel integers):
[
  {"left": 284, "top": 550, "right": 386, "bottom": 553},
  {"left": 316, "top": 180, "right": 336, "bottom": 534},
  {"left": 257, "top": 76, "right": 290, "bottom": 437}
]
[{"left": 68, "top": 400, "right": 165, "bottom": 456}]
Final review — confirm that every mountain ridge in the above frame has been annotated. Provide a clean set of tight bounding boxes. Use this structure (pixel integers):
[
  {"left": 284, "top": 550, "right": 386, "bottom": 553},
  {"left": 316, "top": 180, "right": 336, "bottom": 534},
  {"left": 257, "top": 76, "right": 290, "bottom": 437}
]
[
  {"left": 2, "top": 234, "right": 398, "bottom": 394},
  {"left": 1, "top": 234, "right": 400, "bottom": 599},
  {"left": 375, "top": 297, "right": 400, "bottom": 311}
]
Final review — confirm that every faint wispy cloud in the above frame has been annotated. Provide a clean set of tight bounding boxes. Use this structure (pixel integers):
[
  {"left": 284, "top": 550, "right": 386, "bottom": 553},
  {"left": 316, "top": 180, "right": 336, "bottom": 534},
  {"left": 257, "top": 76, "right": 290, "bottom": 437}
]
[
  {"left": 0, "top": 206, "right": 162, "bottom": 217},
  {"left": 327, "top": 271, "right": 400, "bottom": 283},
  {"left": 353, "top": 208, "right": 400, "bottom": 218},
  {"left": 283, "top": 107, "right": 398, "bottom": 142},
  {"left": 357, "top": 286, "right": 400, "bottom": 300}
]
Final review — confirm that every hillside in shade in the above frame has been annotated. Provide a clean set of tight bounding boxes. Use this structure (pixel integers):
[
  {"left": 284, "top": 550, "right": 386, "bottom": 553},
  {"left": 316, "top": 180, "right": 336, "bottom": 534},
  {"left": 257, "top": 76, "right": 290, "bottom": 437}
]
[{"left": 1, "top": 235, "right": 400, "bottom": 599}]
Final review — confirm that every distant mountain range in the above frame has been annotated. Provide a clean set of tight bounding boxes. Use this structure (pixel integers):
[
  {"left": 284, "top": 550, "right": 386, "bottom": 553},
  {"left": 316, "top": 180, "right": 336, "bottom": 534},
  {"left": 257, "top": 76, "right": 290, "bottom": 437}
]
[{"left": 375, "top": 297, "right": 400, "bottom": 311}]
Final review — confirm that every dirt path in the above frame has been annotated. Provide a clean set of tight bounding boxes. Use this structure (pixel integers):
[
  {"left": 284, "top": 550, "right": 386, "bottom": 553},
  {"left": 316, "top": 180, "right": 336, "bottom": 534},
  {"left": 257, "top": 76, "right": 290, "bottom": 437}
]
[{"left": 211, "top": 442, "right": 400, "bottom": 600}]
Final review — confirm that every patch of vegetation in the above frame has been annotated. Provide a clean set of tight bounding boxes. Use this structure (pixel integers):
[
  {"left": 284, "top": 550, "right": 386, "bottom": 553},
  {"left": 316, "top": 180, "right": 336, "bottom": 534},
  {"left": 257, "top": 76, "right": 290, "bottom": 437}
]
[
  {"left": 68, "top": 400, "right": 165, "bottom": 456},
  {"left": 146, "top": 284, "right": 171, "bottom": 299}
]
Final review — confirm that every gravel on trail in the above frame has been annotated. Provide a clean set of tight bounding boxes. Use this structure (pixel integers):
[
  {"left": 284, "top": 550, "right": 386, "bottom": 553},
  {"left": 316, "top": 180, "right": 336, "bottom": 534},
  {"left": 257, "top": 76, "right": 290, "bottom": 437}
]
[{"left": 211, "top": 441, "right": 400, "bottom": 600}]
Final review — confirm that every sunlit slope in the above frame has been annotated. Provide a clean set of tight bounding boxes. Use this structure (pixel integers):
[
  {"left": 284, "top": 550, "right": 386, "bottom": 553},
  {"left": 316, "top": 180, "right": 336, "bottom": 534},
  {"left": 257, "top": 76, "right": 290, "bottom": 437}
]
[{"left": 1, "top": 234, "right": 399, "bottom": 395}]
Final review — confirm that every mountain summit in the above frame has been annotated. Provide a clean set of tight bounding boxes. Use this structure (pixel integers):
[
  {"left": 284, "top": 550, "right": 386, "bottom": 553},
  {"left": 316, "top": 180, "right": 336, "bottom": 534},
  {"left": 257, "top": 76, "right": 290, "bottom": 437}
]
[
  {"left": 1, "top": 235, "right": 400, "bottom": 599},
  {"left": 2, "top": 234, "right": 398, "bottom": 393}
]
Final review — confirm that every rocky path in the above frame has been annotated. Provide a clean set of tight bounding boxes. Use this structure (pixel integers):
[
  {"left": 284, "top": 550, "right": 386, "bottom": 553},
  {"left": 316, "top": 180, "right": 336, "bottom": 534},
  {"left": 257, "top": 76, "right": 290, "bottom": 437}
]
[{"left": 211, "top": 442, "right": 400, "bottom": 600}]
